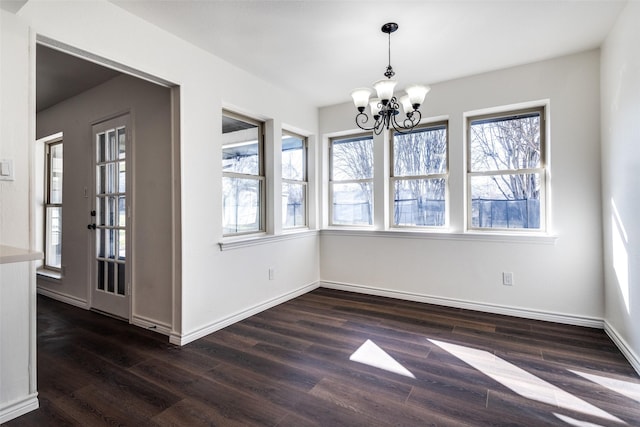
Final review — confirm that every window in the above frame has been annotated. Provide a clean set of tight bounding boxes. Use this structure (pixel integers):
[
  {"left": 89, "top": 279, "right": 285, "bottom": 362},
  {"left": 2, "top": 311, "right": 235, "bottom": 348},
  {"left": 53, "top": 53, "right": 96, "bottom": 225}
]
[
  {"left": 45, "top": 140, "right": 63, "bottom": 270},
  {"left": 222, "top": 111, "right": 264, "bottom": 235},
  {"left": 282, "top": 131, "right": 307, "bottom": 228},
  {"left": 330, "top": 134, "right": 374, "bottom": 226},
  {"left": 391, "top": 122, "right": 448, "bottom": 228},
  {"left": 467, "top": 107, "right": 546, "bottom": 231}
]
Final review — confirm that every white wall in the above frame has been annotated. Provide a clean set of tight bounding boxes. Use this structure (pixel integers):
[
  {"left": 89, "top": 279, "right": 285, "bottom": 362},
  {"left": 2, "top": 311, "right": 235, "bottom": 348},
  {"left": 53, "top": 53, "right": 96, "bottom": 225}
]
[
  {"left": 601, "top": 1, "right": 640, "bottom": 371},
  {"left": 14, "top": 0, "right": 319, "bottom": 342},
  {"left": 36, "top": 74, "right": 174, "bottom": 328},
  {"left": 0, "top": 10, "right": 31, "bottom": 249},
  {"left": 319, "top": 50, "right": 604, "bottom": 324}
]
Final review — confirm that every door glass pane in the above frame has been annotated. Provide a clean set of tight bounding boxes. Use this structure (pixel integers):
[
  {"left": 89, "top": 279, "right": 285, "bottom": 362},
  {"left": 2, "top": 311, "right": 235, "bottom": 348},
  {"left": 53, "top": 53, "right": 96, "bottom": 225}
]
[
  {"left": 97, "top": 229, "right": 104, "bottom": 258},
  {"left": 97, "top": 196, "right": 105, "bottom": 226},
  {"left": 118, "top": 230, "right": 125, "bottom": 260},
  {"left": 107, "top": 262, "right": 114, "bottom": 293},
  {"left": 97, "top": 260, "right": 105, "bottom": 290},
  {"left": 106, "top": 164, "right": 116, "bottom": 193},
  {"left": 98, "top": 133, "right": 106, "bottom": 163},
  {"left": 118, "top": 128, "right": 126, "bottom": 159},
  {"left": 106, "top": 196, "right": 116, "bottom": 227},
  {"left": 97, "top": 165, "right": 106, "bottom": 194},
  {"left": 117, "top": 263, "right": 125, "bottom": 296},
  {"left": 107, "top": 130, "right": 116, "bottom": 161},
  {"left": 118, "top": 197, "right": 126, "bottom": 227},
  {"left": 118, "top": 161, "right": 126, "bottom": 193}
]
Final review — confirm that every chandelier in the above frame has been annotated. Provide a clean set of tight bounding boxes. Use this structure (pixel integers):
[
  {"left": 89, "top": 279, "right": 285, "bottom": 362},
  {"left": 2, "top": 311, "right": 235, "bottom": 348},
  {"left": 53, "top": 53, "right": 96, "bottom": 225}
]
[{"left": 351, "top": 23, "right": 430, "bottom": 135}]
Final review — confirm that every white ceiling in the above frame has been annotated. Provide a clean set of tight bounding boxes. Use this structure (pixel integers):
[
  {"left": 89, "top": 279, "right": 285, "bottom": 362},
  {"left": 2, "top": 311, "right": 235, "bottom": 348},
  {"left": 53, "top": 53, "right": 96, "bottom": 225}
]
[{"left": 109, "top": 0, "right": 627, "bottom": 108}]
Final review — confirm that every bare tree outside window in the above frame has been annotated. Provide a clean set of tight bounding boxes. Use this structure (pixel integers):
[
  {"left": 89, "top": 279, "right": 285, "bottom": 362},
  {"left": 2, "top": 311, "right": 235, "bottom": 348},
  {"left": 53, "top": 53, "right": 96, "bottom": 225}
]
[
  {"left": 330, "top": 135, "right": 374, "bottom": 225},
  {"left": 468, "top": 108, "right": 545, "bottom": 230},
  {"left": 392, "top": 123, "right": 448, "bottom": 227}
]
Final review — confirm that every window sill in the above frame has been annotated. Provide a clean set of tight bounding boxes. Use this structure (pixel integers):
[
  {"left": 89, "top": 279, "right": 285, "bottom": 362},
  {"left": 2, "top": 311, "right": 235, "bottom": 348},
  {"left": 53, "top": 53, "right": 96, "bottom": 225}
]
[
  {"left": 219, "top": 229, "right": 318, "bottom": 251},
  {"left": 37, "top": 268, "right": 62, "bottom": 280},
  {"left": 320, "top": 228, "right": 558, "bottom": 245}
]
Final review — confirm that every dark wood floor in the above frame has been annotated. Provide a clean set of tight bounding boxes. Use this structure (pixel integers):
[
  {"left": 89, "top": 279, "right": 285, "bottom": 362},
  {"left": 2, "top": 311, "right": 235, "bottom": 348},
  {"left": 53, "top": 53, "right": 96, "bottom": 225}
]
[{"left": 4, "top": 288, "right": 640, "bottom": 426}]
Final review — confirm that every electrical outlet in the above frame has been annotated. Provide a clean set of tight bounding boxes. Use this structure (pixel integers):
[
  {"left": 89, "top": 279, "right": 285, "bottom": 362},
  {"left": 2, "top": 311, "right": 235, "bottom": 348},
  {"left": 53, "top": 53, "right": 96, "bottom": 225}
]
[
  {"left": 503, "top": 272, "right": 514, "bottom": 286},
  {"left": 268, "top": 267, "right": 275, "bottom": 280}
]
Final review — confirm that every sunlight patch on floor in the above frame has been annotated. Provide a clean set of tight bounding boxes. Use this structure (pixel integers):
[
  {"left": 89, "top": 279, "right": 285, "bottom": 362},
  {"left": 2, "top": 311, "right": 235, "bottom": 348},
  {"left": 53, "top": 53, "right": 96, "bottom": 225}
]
[
  {"left": 350, "top": 339, "right": 416, "bottom": 379},
  {"left": 428, "top": 339, "right": 625, "bottom": 425},
  {"left": 554, "top": 412, "right": 609, "bottom": 427},
  {"left": 571, "top": 370, "right": 640, "bottom": 404}
]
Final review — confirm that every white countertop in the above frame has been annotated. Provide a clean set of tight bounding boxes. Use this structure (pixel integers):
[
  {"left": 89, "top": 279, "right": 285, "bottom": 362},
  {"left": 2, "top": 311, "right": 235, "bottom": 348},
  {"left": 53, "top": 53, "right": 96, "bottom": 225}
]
[{"left": 0, "top": 245, "right": 43, "bottom": 264}]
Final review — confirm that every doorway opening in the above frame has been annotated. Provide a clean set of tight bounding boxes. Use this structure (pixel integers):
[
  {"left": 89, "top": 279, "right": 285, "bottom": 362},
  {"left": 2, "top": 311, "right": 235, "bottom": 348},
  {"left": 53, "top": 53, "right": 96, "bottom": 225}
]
[{"left": 35, "top": 40, "right": 180, "bottom": 334}]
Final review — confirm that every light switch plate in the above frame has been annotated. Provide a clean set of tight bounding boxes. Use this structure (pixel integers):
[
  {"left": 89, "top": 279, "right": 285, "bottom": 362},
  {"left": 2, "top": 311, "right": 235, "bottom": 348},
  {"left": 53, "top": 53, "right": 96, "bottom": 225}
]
[{"left": 0, "top": 159, "right": 14, "bottom": 181}]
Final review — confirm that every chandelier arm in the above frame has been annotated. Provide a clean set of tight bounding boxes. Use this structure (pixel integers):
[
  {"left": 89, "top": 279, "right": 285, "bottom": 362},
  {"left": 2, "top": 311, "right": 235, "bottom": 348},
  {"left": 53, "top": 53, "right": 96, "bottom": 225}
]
[
  {"left": 355, "top": 112, "right": 375, "bottom": 131},
  {"left": 406, "top": 109, "right": 422, "bottom": 128}
]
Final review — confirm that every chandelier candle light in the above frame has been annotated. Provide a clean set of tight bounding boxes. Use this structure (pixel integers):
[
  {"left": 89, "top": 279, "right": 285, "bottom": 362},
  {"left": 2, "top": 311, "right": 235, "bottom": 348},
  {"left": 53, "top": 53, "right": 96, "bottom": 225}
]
[{"left": 351, "top": 22, "right": 430, "bottom": 135}]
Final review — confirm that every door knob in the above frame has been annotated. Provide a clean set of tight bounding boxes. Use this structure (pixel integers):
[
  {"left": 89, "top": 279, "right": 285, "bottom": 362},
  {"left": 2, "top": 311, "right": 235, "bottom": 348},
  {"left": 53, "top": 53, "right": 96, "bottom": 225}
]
[{"left": 87, "top": 223, "right": 96, "bottom": 230}]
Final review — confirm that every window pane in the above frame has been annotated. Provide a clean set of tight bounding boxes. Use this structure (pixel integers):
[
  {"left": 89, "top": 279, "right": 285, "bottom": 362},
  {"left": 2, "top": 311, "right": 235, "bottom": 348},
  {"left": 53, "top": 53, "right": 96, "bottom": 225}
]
[
  {"left": 332, "top": 135, "right": 373, "bottom": 180},
  {"left": 470, "top": 113, "right": 541, "bottom": 172},
  {"left": 222, "top": 114, "right": 260, "bottom": 175},
  {"left": 222, "top": 177, "right": 261, "bottom": 234},
  {"left": 393, "top": 125, "right": 446, "bottom": 176},
  {"left": 332, "top": 182, "right": 373, "bottom": 225},
  {"left": 222, "top": 141, "right": 260, "bottom": 175},
  {"left": 282, "top": 135, "right": 304, "bottom": 181},
  {"left": 393, "top": 178, "right": 446, "bottom": 227},
  {"left": 49, "top": 143, "right": 63, "bottom": 204},
  {"left": 282, "top": 182, "right": 306, "bottom": 228},
  {"left": 45, "top": 206, "right": 62, "bottom": 269},
  {"left": 470, "top": 173, "right": 541, "bottom": 229}
]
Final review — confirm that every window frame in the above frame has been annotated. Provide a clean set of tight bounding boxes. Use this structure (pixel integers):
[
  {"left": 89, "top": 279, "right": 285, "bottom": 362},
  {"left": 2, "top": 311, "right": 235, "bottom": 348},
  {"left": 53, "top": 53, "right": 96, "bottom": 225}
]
[
  {"left": 329, "top": 132, "right": 374, "bottom": 227},
  {"left": 281, "top": 130, "right": 308, "bottom": 229},
  {"left": 389, "top": 120, "right": 449, "bottom": 229},
  {"left": 466, "top": 106, "right": 547, "bottom": 232},
  {"left": 221, "top": 110, "right": 266, "bottom": 236},
  {"left": 44, "top": 138, "right": 63, "bottom": 271}
]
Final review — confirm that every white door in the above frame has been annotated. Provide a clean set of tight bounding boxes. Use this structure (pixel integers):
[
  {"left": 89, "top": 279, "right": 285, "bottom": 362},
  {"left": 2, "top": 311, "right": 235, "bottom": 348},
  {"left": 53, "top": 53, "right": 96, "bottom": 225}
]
[{"left": 90, "top": 114, "right": 131, "bottom": 319}]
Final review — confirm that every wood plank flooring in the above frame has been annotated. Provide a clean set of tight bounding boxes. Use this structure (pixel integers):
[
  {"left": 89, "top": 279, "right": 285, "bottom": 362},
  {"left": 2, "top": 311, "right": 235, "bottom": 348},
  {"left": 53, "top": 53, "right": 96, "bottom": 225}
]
[{"left": 4, "top": 288, "right": 640, "bottom": 426}]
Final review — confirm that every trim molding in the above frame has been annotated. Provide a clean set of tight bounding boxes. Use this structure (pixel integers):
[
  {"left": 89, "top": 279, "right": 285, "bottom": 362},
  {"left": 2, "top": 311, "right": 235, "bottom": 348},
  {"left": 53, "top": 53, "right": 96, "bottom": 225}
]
[
  {"left": 320, "top": 229, "right": 558, "bottom": 245},
  {"left": 37, "top": 287, "right": 88, "bottom": 309},
  {"left": 604, "top": 321, "right": 640, "bottom": 376},
  {"left": 0, "top": 393, "right": 39, "bottom": 424},
  {"left": 132, "top": 315, "right": 172, "bottom": 337},
  {"left": 170, "top": 281, "right": 320, "bottom": 346},
  {"left": 219, "top": 229, "right": 318, "bottom": 251},
  {"left": 320, "top": 280, "right": 603, "bottom": 329}
]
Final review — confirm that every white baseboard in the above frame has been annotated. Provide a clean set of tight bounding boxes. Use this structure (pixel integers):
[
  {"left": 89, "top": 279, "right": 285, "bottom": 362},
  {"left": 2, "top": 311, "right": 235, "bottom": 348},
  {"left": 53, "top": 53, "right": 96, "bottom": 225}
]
[
  {"left": 0, "top": 393, "right": 39, "bottom": 424},
  {"left": 37, "top": 287, "right": 88, "bottom": 309},
  {"left": 604, "top": 321, "right": 640, "bottom": 376},
  {"left": 170, "top": 281, "right": 320, "bottom": 346},
  {"left": 132, "top": 315, "right": 172, "bottom": 337},
  {"left": 320, "top": 280, "right": 604, "bottom": 329}
]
